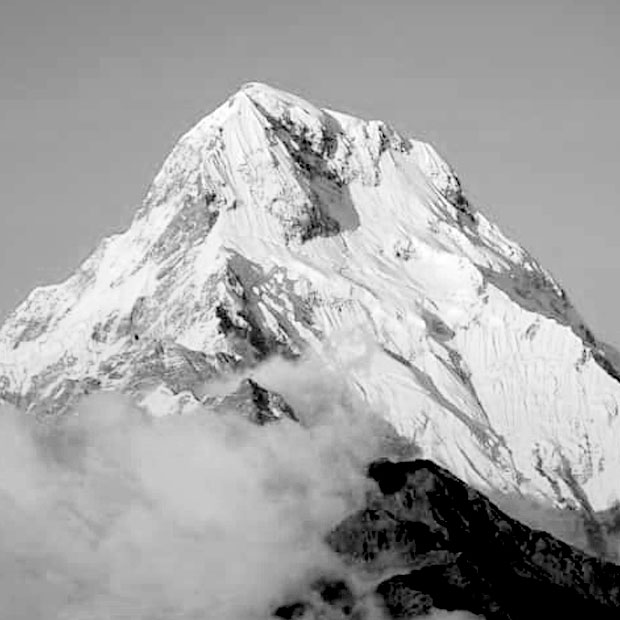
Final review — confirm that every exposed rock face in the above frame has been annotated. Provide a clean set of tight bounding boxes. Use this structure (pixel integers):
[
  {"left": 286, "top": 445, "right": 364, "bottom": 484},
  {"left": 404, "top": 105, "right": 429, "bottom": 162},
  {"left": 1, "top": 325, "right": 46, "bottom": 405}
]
[
  {"left": 273, "top": 578, "right": 357, "bottom": 620},
  {"left": 2, "top": 82, "right": 620, "bottom": 539},
  {"left": 324, "top": 459, "right": 620, "bottom": 619},
  {"left": 206, "top": 377, "right": 299, "bottom": 425}
]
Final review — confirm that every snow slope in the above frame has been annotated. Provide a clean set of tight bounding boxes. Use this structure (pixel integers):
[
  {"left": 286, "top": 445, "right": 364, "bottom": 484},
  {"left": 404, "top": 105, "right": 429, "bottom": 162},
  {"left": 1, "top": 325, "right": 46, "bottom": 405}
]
[{"left": 2, "top": 82, "right": 620, "bottom": 526}]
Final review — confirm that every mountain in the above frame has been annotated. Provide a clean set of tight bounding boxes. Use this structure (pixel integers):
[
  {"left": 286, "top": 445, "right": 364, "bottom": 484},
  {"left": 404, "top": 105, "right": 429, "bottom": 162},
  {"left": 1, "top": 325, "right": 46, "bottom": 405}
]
[
  {"left": 281, "top": 458, "right": 620, "bottom": 619},
  {"left": 2, "top": 82, "right": 620, "bottom": 549}
]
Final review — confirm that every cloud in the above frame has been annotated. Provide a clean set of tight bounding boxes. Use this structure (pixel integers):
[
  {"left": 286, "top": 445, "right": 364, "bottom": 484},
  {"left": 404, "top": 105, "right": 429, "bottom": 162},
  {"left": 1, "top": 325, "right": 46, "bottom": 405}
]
[
  {"left": 0, "top": 356, "right": 386, "bottom": 620},
  {"left": 1, "top": 347, "right": 592, "bottom": 619}
]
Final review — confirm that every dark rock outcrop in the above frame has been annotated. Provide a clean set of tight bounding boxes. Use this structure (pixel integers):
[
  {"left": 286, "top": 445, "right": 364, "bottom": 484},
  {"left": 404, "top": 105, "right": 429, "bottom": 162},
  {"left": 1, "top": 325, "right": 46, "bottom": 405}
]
[
  {"left": 208, "top": 378, "right": 298, "bottom": 425},
  {"left": 326, "top": 458, "right": 620, "bottom": 619},
  {"left": 272, "top": 576, "right": 358, "bottom": 620}
]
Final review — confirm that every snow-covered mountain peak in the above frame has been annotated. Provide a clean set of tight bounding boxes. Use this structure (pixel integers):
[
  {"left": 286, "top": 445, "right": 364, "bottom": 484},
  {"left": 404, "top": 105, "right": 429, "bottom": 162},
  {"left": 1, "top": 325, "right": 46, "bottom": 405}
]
[
  {"left": 240, "top": 81, "right": 323, "bottom": 114},
  {"left": 2, "top": 83, "right": 620, "bottom": 538}
]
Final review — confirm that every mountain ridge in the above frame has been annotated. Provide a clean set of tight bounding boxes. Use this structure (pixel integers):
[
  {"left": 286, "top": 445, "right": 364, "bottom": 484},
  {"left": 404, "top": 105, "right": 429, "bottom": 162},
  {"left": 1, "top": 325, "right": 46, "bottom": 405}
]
[{"left": 321, "top": 458, "right": 620, "bottom": 619}]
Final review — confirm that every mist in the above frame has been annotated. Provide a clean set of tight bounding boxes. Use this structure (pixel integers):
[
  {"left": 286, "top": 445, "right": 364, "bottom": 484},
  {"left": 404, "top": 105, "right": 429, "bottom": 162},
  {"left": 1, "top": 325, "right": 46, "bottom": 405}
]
[
  {"left": 1, "top": 349, "right": 605, "bottom": 619},
  {"left": 0, "top": 355, "right": 386, "bottom": 619}
]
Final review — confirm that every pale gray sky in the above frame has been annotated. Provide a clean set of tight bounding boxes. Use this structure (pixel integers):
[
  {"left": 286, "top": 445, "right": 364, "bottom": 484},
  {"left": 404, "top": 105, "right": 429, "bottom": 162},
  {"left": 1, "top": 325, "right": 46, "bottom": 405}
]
[{"left": 1, "top": 0, "right": 619, "bottom": 346}]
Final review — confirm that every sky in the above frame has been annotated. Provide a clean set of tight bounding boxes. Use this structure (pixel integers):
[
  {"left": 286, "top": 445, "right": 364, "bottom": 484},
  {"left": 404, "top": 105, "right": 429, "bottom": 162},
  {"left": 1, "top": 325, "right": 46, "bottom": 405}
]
[{"left": 1, "top": 0, "right": 619, "bottom": 346}]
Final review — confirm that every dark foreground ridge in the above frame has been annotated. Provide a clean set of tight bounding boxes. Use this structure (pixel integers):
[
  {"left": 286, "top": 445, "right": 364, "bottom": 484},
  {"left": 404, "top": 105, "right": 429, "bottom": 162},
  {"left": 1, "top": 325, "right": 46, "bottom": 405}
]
[{"left": 275, "top": 458, "right": 620, "bottom": 619}]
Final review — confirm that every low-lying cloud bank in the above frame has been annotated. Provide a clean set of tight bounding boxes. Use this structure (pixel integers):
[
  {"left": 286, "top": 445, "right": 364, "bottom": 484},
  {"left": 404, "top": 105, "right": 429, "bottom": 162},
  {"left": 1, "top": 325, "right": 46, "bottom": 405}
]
[
  {"left": 0, "top": 355, "right": 388, "bottom": 619},
  {"left": 0, "top": 351, "right": 608, "bottom": 619}
]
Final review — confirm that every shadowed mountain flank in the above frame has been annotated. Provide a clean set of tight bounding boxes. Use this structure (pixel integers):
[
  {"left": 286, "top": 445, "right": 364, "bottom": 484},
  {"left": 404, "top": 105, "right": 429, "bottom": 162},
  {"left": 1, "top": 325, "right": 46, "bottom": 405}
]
[{"left": 324, "top": 459, "right": 620, "bottom": 619}]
